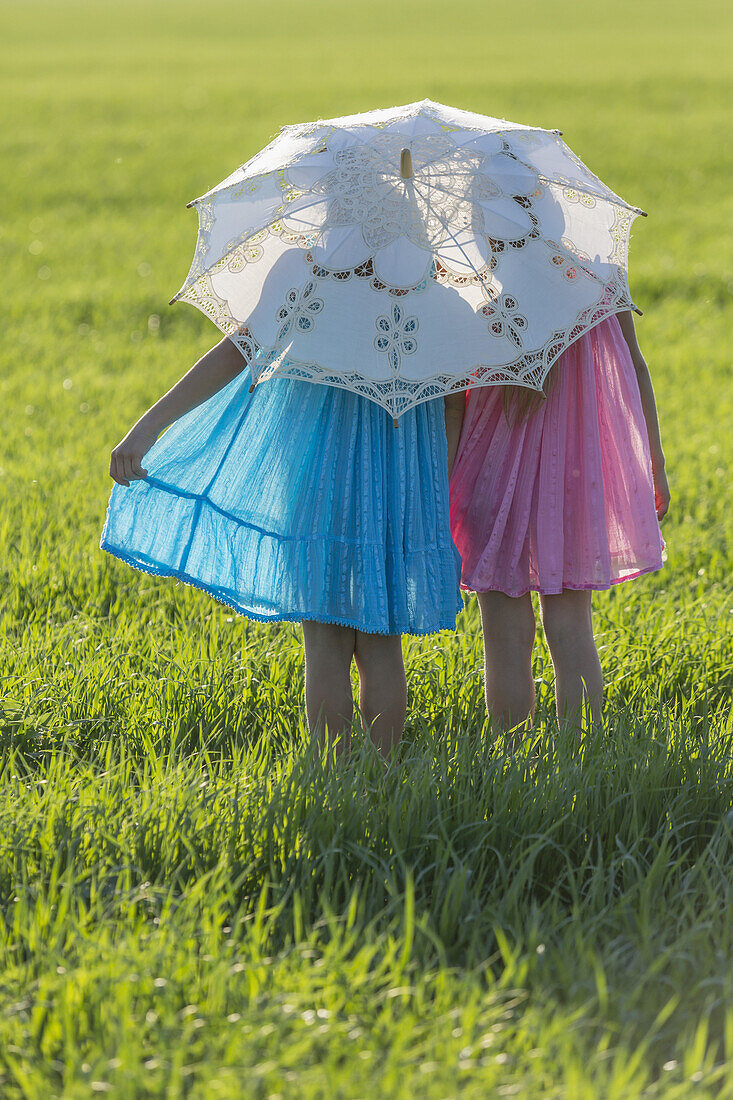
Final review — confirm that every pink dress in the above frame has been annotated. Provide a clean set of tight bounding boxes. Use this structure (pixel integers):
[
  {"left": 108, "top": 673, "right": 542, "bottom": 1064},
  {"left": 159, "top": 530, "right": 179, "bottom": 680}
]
[{"left": 450, "top": 314, "right": 664, "bottom": 596}]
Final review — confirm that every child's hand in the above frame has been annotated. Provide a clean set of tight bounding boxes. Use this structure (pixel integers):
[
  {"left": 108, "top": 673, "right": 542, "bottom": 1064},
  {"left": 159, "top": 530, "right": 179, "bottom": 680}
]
[
  {"left": 653, "top": 464, "right": 670, "bottom": 521},
  {"left": 109, "top": 420, "right": 160, "bottom": 486}
]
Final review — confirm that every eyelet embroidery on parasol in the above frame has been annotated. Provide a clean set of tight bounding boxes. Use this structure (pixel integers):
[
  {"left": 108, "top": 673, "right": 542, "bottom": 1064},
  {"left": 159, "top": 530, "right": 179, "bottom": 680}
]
[
  {"left": 560, "top": 236, "right": 590, "bottom": 263},
  {"left": 224, "top": 229, "right": 269, "bottom": 271},
  {"left": 178, "top": 272, "right": 233, "bottom": 330},
  {"left": 374, "top": 304, "right": 419, "bottom": 373},
  {"left": 562, "top": 187, "right": 598, "bottom": 208},
  {"left": 219, "top": 222, "right": 318, "bottom": 276},
  {"left": 480, "top": 293, "right": 529, "bottom": 348},
  {"left": 549, "top": 253, "right": 579, "bottom": 281},
  {"left": 229, "top": 175, "right": 268, "bottom": 200},
  {"left": 229, "top": 323, "right": 260, "bottom": 365},
  {"left": 275, "top": 280, "right": 324, "bottom": 342},
  {"left": 432, "top": 257, "right": 498, "bottom": 286},
  {"left": 307, "top": 253, "right": 431, "bottom": 298},
  {"left": 609, "top": 207, "right": 636, "bottom": 268}
]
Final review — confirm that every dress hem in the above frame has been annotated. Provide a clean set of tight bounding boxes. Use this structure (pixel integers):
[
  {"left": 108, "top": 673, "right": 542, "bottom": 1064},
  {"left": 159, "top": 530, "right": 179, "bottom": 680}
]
[
  {"left": 101, "top": 539, "right": 462, "bottom": 638},
  {"left": 460, "top": 559, "right": 663, "bottom": 597}
]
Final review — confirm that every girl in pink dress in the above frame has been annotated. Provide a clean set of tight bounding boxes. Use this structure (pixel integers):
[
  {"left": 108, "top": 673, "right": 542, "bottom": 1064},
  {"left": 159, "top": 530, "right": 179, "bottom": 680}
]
[{"left": 449, "top": 311, "right": 670, "bottom": 732}]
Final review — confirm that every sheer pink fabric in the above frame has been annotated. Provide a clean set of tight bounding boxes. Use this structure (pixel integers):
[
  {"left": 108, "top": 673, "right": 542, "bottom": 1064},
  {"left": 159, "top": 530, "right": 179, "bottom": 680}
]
[{"left": 450, "top": 314, "right": 664, "bottom": 596}]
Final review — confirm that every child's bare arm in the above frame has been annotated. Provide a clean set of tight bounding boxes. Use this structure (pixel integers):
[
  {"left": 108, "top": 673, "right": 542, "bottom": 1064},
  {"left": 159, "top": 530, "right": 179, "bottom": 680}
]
[
  {"left": 109, "top": 337, "right": 246, "bottom": 486},
  {"left": 616, "top": 311, "right": 670, "bottom": 520},
  {"left": 444, "top": 391, "right": 466, "bottom": 480}
]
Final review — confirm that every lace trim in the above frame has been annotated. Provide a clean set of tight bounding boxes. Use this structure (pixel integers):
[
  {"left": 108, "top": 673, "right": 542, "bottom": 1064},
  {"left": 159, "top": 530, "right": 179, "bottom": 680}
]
[
  {"left": 250, "top": 279, "right": 632, "bottom": 417},
  {"left": 177, "top": 213, "right": 318, "bottom": 306}
]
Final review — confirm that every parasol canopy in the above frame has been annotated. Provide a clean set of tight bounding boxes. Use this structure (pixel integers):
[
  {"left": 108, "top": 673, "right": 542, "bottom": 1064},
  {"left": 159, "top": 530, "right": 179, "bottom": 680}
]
[{"left": 172, "top": 99, "right": 645, "bottom": 418}]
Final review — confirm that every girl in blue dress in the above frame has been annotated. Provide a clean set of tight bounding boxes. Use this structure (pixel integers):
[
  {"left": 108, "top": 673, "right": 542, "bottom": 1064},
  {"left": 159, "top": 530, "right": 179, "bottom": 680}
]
[{"left": 101, "top": 336, "right": 465, "bottom": 757}]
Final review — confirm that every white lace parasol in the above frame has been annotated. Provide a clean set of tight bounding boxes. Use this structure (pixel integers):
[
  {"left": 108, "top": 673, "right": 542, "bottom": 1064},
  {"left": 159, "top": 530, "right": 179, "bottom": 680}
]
[{"left": 172, "top": 99, "right": 645, "bottom": 418}]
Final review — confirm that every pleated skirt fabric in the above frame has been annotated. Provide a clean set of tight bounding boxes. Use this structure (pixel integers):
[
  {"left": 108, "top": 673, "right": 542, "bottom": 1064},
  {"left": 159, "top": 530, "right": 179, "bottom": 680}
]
[
  {"left": 100, "top": 364, "right": 463, "bottom": 636},
  {"left": 449, "top": 314, "right": 664, "bottom": 596}
]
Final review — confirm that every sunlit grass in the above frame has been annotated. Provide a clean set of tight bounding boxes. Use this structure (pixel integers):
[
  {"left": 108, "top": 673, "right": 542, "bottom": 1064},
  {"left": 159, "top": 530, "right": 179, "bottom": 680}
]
[{"left": 1, "top": 0, "right": 732, "bottom": 1094}]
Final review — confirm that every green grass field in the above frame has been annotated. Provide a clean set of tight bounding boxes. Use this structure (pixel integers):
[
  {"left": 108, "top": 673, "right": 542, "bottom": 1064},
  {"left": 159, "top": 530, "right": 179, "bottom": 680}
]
[{"left": 2, "top": 0, "right": 733, "bottom": 1094}]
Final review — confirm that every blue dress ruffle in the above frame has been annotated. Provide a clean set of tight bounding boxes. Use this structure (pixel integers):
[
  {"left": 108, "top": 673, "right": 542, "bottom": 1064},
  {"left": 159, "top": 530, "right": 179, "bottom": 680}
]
[{"left": 100, "top": 366, "right": 463, "bottom": 636}]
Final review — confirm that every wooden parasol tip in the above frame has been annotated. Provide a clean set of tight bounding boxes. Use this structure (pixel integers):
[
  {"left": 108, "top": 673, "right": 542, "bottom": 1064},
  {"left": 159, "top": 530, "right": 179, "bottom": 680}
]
[
  {"left": 393, "top": 417, "right": 399, "bottom": 428},
  {"left": 637, "top": 208, "right": 648, "bottom": 217},
  {"left": 632, "top": 306, "right": 644, "bottom": 316},
  {"left": 400, "top": 148, "right": 413, "bottom": 180},
  {"left": 249, "top": 383, "right": 256, "bottom": 393},
  {"left": 168, "top": 296, "right": 177, "bottom": 305}
]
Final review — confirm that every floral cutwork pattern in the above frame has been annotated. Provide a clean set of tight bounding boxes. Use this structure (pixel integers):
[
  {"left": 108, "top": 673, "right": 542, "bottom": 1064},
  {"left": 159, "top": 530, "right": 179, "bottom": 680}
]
[
  {"left": 225, "top": 229, "right": 269, "bottom": 271},
  {"left": 308, "top": 253, "right": 431, "bottom": 298},
  {"left": 203, "top": 221, "right": 321, "bottom": 284},
  {"left": 275, "top": 280, "right": 324, "bottom": 342},
  {"left": 562, "top": 187, "right": 597, "bottom": 208},
  {"left": 480, "top": 292, "right": 528, "bottom": 348},
  {"left": 560, "top": 236, "right": 590, "bottom": 263},
  {"left": 609, "top": 207, "right": 636, "bottom": 268},
  {"left": 229, "top": 323, "right": 260, "bottom": 366},
  {"left": 549, "top": 253, "right": 579, "bottom": 282},
  {"left": 374, "top": 304, "right": 419, "bottom": 373},
  {"left": 308, "top": 253, "right": 501, "bottom": 297},
  {"left": 433, "top": 257, "right": 497, "bottom": 287}
]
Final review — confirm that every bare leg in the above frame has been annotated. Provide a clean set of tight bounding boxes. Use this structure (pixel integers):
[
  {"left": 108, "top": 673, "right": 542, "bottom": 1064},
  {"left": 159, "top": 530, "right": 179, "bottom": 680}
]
[
  {"left": 301, "top": 621, "right": 356, "bottom": 754},
  {"left": 353, "top": 631, "right": 407, "bottom": 759},
  {"left": 477, "top": 591, "right": 536, "bottom": 743},
  {"left": 539, "top": 589, "right": 603, "bottom": 728}
]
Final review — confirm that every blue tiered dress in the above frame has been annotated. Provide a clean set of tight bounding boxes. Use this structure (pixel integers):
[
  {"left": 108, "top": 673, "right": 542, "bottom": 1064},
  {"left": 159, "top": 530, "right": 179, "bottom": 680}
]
[{"left": 100, "top": 360, "right": 463, "bottom": 636}]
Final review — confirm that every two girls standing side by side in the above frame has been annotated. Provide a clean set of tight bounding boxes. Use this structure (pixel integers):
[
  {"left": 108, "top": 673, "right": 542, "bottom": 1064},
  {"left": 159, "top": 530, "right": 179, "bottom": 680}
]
[{"left": 103, "top": 309, "right": 668, "bottom": 752}]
